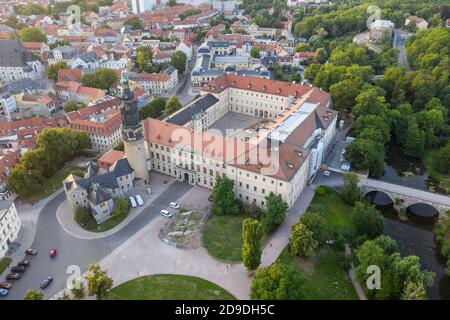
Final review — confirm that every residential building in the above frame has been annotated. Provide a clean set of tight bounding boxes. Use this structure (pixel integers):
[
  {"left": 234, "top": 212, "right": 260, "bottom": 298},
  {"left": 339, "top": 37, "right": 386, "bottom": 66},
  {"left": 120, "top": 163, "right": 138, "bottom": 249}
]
[
  {"left": 176, "top": 38, "right": 193, "bottom": 60},
  {"left": 0, "top": 39, "right": 45, "bottom": 84},
  {"left": 128, "top": 66, "right": 178, "bottom": 94},
  {"left": 0, "top": 201, "right": 21, "bottom": 257},
  {"left": 404, "top": 16, "right": 428, "bottom": 29},
  {"left": 0, "top": 93, "right": 17, "bottom": 120},
  {"left": 56, "top": 81, "right": 106, "bottom": 104},
  {"left": 369, "top": 20, "right": 395, "bottom": 42},
  {"left": 131, "top": 0, "right": 154, "bottom": 14}
]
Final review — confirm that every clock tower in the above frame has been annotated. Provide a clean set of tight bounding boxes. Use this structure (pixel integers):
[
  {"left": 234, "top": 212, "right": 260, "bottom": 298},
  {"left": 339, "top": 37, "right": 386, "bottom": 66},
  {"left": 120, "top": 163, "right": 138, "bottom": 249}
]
[{"left": 116, "top": 72, "right": 149, "bottom": 185}]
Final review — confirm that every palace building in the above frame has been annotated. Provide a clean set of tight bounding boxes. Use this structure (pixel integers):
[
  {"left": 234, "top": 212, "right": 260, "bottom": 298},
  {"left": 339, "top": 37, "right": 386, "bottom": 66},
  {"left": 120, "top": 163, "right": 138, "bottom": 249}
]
[{"left": 120, "top": 73, "right": 337, "bottom": 209}]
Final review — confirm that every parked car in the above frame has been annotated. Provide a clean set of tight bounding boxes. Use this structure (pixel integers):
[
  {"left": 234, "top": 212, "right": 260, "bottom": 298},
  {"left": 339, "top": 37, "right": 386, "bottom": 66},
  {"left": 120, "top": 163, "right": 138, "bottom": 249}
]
[
  {"left": 18, "top": 260, "right": 30, "bottom": 267},
  {"left": 323, "top": 170, "right": 331, "bottom": 176},
  {"left": 5, "top": 273, "right": 21, "bottom": 280},
  {"left": 169, "top": 202, "right": 180, "bottom": 209},
  {"left": 0, "top": 282, "right": 12, "bottom": 289},
  {"left": 25, "top": 248, "right": 37, "bottom": 255},
  {"left": 40, "top": 276, "right": 53, "bottom": 289},
  {"left": 160, "top": 209, "right": 173, "bottom": 218},
  {"left": 0, "top": 288, "right": 8, "bottom": 297},
  {"left": 129, "top": 196, "right": 137, "bottom": 208},
  {"left": 49, "top": 249, "right": 57, "bottom": 258},
  {"left": 11, "top": 266, "right": 26, "bottom": 273},
  {"left": 135, "top": 195, "right": 144, "bottom": 206}
]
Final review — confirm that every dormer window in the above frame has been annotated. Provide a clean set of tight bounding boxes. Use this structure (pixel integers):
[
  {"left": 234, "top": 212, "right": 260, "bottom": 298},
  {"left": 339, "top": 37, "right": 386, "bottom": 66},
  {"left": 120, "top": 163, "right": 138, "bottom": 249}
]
[{"left": 287, "top": 162, "right": 294, "bottom": 169}]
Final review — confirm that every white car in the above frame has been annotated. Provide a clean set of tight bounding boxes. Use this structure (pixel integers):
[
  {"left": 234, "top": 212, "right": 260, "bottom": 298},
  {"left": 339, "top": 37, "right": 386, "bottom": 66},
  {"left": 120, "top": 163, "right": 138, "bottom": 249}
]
[
  {"left": 324, "top": 170, "right": 331, "bottom": 177},
  {"left": 135, "top": 195, "right": 144, "bottom": 206},
  {"left": 169, "top": 202, "right": 180, "bottom": 209},
  {"left": 129, "top": 197, "right": 137, "bottom": 208},
  {"left": 160, "top": 209, "right": 173, "bottom": 218}
]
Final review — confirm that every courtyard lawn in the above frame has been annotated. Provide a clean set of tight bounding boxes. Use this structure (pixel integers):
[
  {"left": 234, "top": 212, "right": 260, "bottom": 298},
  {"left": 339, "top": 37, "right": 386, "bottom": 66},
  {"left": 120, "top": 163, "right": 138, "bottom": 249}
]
[
  {"left": 108, "top": 274, "right": 236, "bottom": 300},
  {"left": 424, "top": 149, "right": 450, "bottom": 194},
  {"left": 0, "top": 257, "right": 12, "bottom": 276},
  {"left": 202, "top": 213, "right": 246, "bottom": 261},
  {"left": 21, "top": 166, "right": 85, "bottom": 202},
  {"left": 309, "top": 189, "right": 354, "bottom": 235},
  {"left": 78, "top": 198, "right": 130, "bottom": 233},
  {"left": 277, "top": 246, "right": 357, "bottom": 300}
]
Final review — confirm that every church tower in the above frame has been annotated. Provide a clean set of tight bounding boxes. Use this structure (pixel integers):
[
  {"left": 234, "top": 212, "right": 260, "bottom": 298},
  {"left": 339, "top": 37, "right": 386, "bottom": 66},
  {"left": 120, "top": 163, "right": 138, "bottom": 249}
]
[{"left": 116, "top": 72, "right": 150, "bottom": 185}]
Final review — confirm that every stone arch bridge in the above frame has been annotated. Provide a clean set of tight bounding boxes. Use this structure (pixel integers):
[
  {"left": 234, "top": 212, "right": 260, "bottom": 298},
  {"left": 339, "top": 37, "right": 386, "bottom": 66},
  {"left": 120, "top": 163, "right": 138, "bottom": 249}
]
[{"left": 358, "top": 179, "right": 450, "bottom": 215}]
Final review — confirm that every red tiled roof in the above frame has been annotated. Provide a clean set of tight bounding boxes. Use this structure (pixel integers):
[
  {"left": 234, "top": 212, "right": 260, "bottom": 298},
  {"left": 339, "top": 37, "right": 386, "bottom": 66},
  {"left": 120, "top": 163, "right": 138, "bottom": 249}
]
[{"left": 97, "top": 149, "right": 125, "bottom": 169}]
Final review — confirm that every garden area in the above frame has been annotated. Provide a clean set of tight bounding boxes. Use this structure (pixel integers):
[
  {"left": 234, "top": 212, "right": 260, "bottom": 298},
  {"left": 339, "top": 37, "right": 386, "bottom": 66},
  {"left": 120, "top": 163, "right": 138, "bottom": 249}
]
[
  {"left": 107, "top": 274, "right": 235, "bottom": 300},
  {"left": 75, "top": 197, "right": 131, "bottom": 233},
  {"left": 202, "top": 177, "right": 281, "bottom": 262},
  {"left": 21, "top": 166, "right": 85, "bottom": 202},
  {"left": 160, "top": 209, "right": 204, "bottom": 249},
  {"left": 277, "top": 246, "right": 357, "bottom": 300}
]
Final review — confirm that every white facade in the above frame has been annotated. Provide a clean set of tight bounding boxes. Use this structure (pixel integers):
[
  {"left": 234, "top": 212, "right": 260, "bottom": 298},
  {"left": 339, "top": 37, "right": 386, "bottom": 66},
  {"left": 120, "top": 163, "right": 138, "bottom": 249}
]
[
  {"left": 0, "top": 202, "right": 21, "bottom": 258},
  {"left": 131, "top": 0, "right": 154, "bottom": 14},
  {"left": 0, "top": 94, "right": 17, "bottom": 121},
  {"left": 0, "top": 61, "right": 45, "bottom": 84}
]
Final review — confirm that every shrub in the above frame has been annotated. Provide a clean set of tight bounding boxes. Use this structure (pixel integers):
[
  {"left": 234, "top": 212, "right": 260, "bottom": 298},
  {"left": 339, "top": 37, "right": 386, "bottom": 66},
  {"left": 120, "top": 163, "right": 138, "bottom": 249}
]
[
  {"left": 111, "top": 198, "right": 130, "bottom": 217},
  {"left": 75, "top": 206, "right": 95, "bottom": 227},
  {"left": 315, "top": 185, "right": 332, "bottom": 195}
]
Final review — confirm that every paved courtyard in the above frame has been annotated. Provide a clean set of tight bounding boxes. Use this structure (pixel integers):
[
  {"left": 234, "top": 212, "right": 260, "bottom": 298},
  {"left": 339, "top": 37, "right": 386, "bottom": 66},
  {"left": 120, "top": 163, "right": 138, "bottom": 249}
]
[{"left": 208, "top": 111, "right": 263, "bottom": 137}]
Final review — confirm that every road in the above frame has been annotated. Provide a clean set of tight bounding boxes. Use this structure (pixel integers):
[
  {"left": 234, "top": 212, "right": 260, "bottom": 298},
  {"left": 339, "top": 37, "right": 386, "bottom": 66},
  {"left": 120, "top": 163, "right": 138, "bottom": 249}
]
[
  {"left": 2, "top": 181, "right": 192, "bottom": 300},
  {"left": 393, "top": 29, "right": 411, "bottom": 70}
]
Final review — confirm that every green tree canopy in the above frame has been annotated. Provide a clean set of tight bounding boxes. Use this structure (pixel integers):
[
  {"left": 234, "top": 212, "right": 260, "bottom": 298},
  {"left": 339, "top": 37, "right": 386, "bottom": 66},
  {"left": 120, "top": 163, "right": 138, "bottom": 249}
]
[
  {"left": 242, "top": 218, "right": 263, "bottom": 271},
  {"left": 262, "top": 192, "right": 288, "bottom": 233},
  {"left": 211, "top": 176, "right": 239, "bottom": 215},
  {"left": 136, "top": 46, "right": 153, "bottom": 73},
  {"left": 139, "top": 97, "right": 166, "bottom": 120},
  {"left": 299, "top": 211, "right": 330, "bottom": 245},
  {"left": 341, "top": 172, "right": 360, "bottom": 205},
  {"left": 165, "top": 96, "right": 182, "bottom": 115},
  {"left": 82, "top": 68, "right": 118, "bottom": 90},
  {"left": 84, "top": 264, "right": 113, "bottom": 300},
  {"left": 250, "top": 262, "right": 306, "bottom": 300},
  {"left": 46, "top": 61, "right": 69, "bottom": 81},
  {"left": 289, "top": 222, "right": 318, "bottom": 257},
  {"left": 19, "top": 26, "right": 47, "bottom": 43},
  {"left": 171, "top": 50, "right": 187, "bottom": 74},
  {"left": 23, "top": 289, "right": 44, "bottom": 300},
  {"left": 351, "top": 201, "right": 384, "bottom": 240}
]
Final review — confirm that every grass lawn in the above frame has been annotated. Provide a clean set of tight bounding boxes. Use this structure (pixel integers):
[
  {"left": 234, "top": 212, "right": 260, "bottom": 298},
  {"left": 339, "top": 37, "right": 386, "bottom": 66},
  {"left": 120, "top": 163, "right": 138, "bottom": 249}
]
[
  {"left": 309, "top": 190, "right": 354, "bottom": 235},
  {"left": 0, "top": 257, "right": 12, "bottom": 276},
  {"left": 108, "top": 274, "right": 236, "bottom": 300},
  {"left": 278, "top": 246, "right": 357, "bottom": 300},
  {"left": 21, "top": 166, "right": 85, "bottom": 202},
  {"left": 77, "top": 198, "right": 130, "bottom": 233},
  {"left": 202, "top": 213, "right": 246, "bottom": 261},
  {"left": 424, "top": 149, "right": 450, "bottom": 194}
]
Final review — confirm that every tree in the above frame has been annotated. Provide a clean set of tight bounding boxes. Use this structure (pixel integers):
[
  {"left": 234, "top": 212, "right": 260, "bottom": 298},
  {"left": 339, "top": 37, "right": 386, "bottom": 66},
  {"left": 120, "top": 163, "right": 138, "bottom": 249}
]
[
  {"left": 82, "top": 68, "right": 118, "bottom": 90},
  {"left": 7, "top": 128, "right": 91, "bottom": 196},
  {"left": 64, "top": 101, "right": 79, "bottom": 113},
  {"left": 125, "top": 17, "right": 142, "bottom": 30},
  {"left": 19, "top": 26, "right": 47, "bottom": 43},
  {"left": 171, "top": 50, "right": 187, "bottom": 74},
  {"left": 165, "top": 96, "right": 182, "bottom": 115},
  {"left": 211, "top": 176, "right": 239, "bottom": 215},
  {"left": 435, "top": 143, "right": 450, "bottom": 174},
  {"left": 299, "top": 211, "right": 330, "bottom": 245},
  {"left": 351, "top": 201, "right": 384, "bottom": 240},
  {"left": 70, "top": 279, "right": 85, "bottom": 300},
  {"left": 314, "top": 48, "right": 327, "bottom": 64},
  {"left": 341, "top": 172, "right": 360, "bottom": 205},
  {"left": 289, "top": 222, "right": 318, "bottom": 257},
  {"left": 401, "top": 281, "right": 427, "bottom": 300},
  {"left": 136, "top": 46, "right": 153, "bottom": 73},
  {"left": 262, "top": 192, "right": 288, "bottom": 233},
  {"left": 250, "top": 263, "right": 305, "bottom": 300},
  {"left": 242, "top": 218, "right": 262, "bottom": 271},
  {"left": 49, "top": 39, "right": 71, "bottom": 50},
  {"left": 139, "top": 97, "right": 166, "bottom": 120},
  {"left": 250, "top": 46, "right": 260, "bottom": 58},
  {"left": 402, "top": 117, "right": 425, "bottom": 158},
  {"left": 46, "top": 61, "right": 69, "bottom": 81},
  {"left": 345, "top": 139, "right": 385, "bottom": 177},
  {"left": 84, "top": 264, "right": 113, "bottom": 300},
  {"left": 24, "top": 289, "right": 44, "bottom": 300}
]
